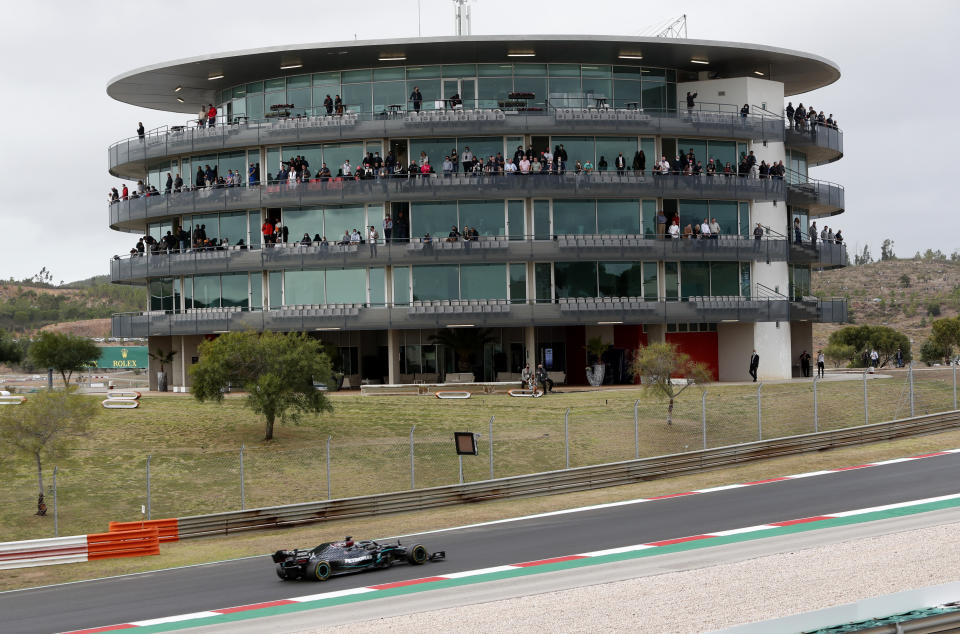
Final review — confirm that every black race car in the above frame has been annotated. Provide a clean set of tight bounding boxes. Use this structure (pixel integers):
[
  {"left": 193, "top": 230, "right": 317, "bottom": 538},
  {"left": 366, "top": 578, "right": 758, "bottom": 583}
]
[{"left": 272, "top": 536, "right": 445, "bottom": 581}]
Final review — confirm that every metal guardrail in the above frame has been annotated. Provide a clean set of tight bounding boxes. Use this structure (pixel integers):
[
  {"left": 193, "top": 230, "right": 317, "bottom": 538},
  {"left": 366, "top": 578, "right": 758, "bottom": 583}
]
[{"left": 174, "top": 410, "right": 960, "bottom": 538}]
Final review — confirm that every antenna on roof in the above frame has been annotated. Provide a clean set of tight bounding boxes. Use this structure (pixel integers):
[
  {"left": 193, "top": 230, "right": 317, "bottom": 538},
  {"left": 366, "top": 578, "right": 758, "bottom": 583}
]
[
  {"left": 452, "top": 0, "right": 472, "bottom": 36},
  {"left": 638, "top": 14, "right": 688, "bottom": 38}
]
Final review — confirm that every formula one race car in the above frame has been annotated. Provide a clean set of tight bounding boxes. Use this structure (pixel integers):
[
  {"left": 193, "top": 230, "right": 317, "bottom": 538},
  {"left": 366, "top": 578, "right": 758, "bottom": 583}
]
[{"left": 272, "top": 536, "right": 445, "bottom": 581}]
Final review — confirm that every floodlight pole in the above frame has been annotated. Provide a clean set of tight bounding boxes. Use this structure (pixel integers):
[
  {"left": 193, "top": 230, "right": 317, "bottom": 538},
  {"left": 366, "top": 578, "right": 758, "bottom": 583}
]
[
  {"left": 954, "top": 358, "right": 958, "bottom": 410},
  {"left": 564, "top": 408, "right": 570, "bottom": 469},
  {"left": 863, "top": 371, "right": 869, "bottom": 425},
  {"left": 409, "top": 425, "right": 416, "bottom": 489},
  {"left": 908, "top": 362, "right": 915, "bottom": 417},
  {"left": 239, "top": 444, "right": 245, "bottom": 510},
  {"left": 488, "top": 416, "right": 494, "bottom": 480},
  {"left": 326, "top": 436, "right": 332, "bottom": 499},
  {"left": 634, "top": 399, "right": 640, "bottom": 459},
  {"left": 53, "top": 466, "right": 59, "bottom": 537},
  {"left": 701, "top": 390, "right": 707, "bottom": 450},
  {"left": 756, "top": 383, "right": 763, "bottom": 441},
  {"left": 813, "top": 377, "right": 819, "bottom": 433}
]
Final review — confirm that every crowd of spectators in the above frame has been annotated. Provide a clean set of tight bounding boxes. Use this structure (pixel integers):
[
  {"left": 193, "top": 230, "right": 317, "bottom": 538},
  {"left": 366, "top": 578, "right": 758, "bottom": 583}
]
[
  {"left": 784, "top": 102, "right": 839, "bottom": 131},
  {"left": 652, "top": 148, "right": 785, "bottom": 180}
]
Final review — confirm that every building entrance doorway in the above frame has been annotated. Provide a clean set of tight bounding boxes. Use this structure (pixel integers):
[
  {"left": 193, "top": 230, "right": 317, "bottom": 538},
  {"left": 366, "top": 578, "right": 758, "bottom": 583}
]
[{"left": 389, "top": 139, "right": 407, "bottom": 171}]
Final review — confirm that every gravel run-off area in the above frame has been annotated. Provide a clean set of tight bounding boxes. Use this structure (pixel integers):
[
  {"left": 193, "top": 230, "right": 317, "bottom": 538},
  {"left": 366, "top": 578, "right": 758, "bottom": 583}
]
[{"left": 318, "top": 520, "right": 960, "bottom": 634}]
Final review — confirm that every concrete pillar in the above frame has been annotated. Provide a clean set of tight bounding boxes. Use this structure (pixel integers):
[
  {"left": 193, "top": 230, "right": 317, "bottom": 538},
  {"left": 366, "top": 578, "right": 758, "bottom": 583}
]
[
  {"left": 718, "top": 322, "right": 755, "bottom": 381},
  {"left": 387, "top": 329, "right": 400, "bottom": 385},
  {"left": 790, "top": 320, "right": 814, "bottom": 378},
  {"left": 524, "top": 326, "right": 536, "bottom": 367},
  {"left": 645, "top": 324, "right": 666, "bottom": 344}
]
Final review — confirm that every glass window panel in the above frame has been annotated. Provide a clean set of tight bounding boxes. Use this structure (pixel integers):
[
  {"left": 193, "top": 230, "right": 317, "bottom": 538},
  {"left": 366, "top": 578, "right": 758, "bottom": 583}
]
[
  {"left": 581, "top": 65, "right": 611, "bottom": 78},
  {"left": 324, "top": 206, "right": 365, "bottom": 243},
  {"left": 513, "top": 76, "right": 546, "bottom": 107},
  {"left": 442, "top": 64, "right": 477, "bottom": 77},
  {"left": 221, "top": 273, "right": 248, "bottom": 308},
  {"left": 548, "top": 77, "right": 582, "bottom": 105},
  {"left": 341, "top": 83, "right": 371, "bottom": 113},
  {"left": 664, "top": 262, "right": 679, "bottom": 300},
  {"left": 741, "top": 263, "right": 751, "bottom": 298},
  {"left": 219, "top": 211, "right": 247, "bottom": 246},
  {"left": 182, "top": 278, "right": 193, "bottom": 311},
  {"left": 219, "top": 151, "right": 247, "bottom": 186},
  {"left": 508, "top": 200, "right": 525, "bottom": 240},
  {"left": 250, "top": 273, "right": 262, "bottom": 309},
  {"left": 373, "top": 81, "right": 407, "bottom": 113},
  {"left": 269, "top": 271, "right": 283, "bottom": 309},
  {"left": 457, "top": 137, "right": 503, "bottom": 164},
  {"left": 597, "top": 199, "right": 640, "bottom": 234},
  {"left": 678, "top": 139, "right": 707, "bottom": 165},
  {"left": 509, "top": 263, "right": 526, "bottom": 303},
  {"left": 322, "top": 143, "right": 364, "bottom": 176},
  {"left": 284, "top": 270, "right": 324, "bottom": 306},
  {"left": 406, "top": 79, "right": 441, "bottom": 109},
  {"left": 341, "top": 69, "right": 372, "bottom": 83},
  {"left": 679, "top": 199, "right": 710, "bottom": 229},
  {"left": 534, "top": 200, "right": 551, "bottom": 239},
  {"left": 149, "top": 280, "right": 163, "bottom": 312},
  {"left": 478, "top": 64, "right": 513, "bottom": 77},
  {"left": 393, "top": 266, "right": 410, "bottom": 305},
  {"left": 582, "top": 78, "right": 612, "bottom": 101},
  {"left": 266, "top": 148, "right": 281, "bottom": 179},
  {"left": 373, "top": 67, "right": 405, "bottom": 81},
  {"left": 264, "top": 78, "right": 285, "bottom": 91},
  {"left": 613, "top": 66, "right": 645, "bottom": 79},
  {"left": 172, "top": 278, "right": 181, "bottom": 312},
  {"left": 246, "top": 81, "right": 263, "bottom": 93},
  {"left": 189, "top": 214, "right": 217, "bottom": 243},
  {"left": 644, "top": 68, "right": 666, "bottom": 78},
  {"left": 643, "top": 262, "right": 659, "bottom": 301},
  {"left": 707, "top": 140, "right": 736, "bottom": 173},
  {"left": 554, "top": 262, "right": 597, "bottom": 298},
  {"left": 461, "top": 264, "right": 507, "bottom": 300},
  {"left": 740, "top": 202, "right": 752, "bottom": 238},
  {"left": 641, "top": 200, "right": 658, "bottom": 238},
  {"left": 709, "top": 201, "right": 738, "bottom": 238},
  {"left": 711, "top": 262, "right": 740, "bottom": 296},
  {"left": 595, "top": 137, "right": 637, "bottom": 171},
  {"left": 265, "top": 90, "right": 289, "bottom": 113},
  {"left": 406, "top": 66, "right": 441, "bottom": 79},
  {"left": 514, "top": 63, "right": 547, "bottom": 76},
  {"left": 325, "top": 268, "right": 366, "bottom": 304},
  {"left": 282, "top": 208, "right": 324, "bottom": 242},
  {"left": 193, "top": 275, "right": 221, "bottom": 309},
  {"left": 680, "top": 262, "right": 710, "bottom": 299},
  {"left": 313, "top": 71, "right": 340, "bottom": 83},
  {"left": 641, "top": 78, "right": 665, "bottom": 112},
  {"left": 549, "top": 64, "right": 580, "bottom": 77},
  {"left": 641, "top": 137, "right": 656, "bottom": 169},
  {"left": 552, "top": 136, "right": 594, "bottom": 165},
  {"left": 280, "top": 143, "right": 323, "bottom": 178},
  {"left": 312, "top": 86, "right": 338, "bottom": 112},
  {"left": 599, "top": 262, "right": 644, "bottom": 297},
  {"left": 286, "top": 87, "right": 310, "bottom": 115},
  {"left": 248, "top": 211, "right": 261, "bottom": 248},
  {"left": 613, "top": 79, "right": 642, "bottom": 109},
  {"left": 369, "top": 267, "right": 385, "bottom": 306},
  {"left": 286, "top": 74, "right": 311, "bottom": 88},
  {"left": 553, "top": 199, "right": 595, "bottom": 235},
  {"left": 667, "top": 85, "right": 676, "bottom": 111},
  {"left": 459, "top": 200, "right": 505, "bottom": 236},
  {"left": 535, "top": 263, "right": 552, "bottom": 302},
  {"left": 411, "top": 201, "right": 457, "bottom": 239},
  {"left": 409, "top": 137, "right": 456, "bottom": 167},
  {"left": 478, "top": 77, "right": 514, "bottom": 108},
  {"left": 666, "top": 69, "right": 677, "bottom": 82},
  {"left": 412, "top": 265, "right": 458, "bottom": 301}
]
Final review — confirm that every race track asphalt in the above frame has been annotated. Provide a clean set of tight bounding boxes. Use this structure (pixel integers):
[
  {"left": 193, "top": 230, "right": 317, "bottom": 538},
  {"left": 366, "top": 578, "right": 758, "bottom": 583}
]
[{"left": 5, "top": 452, "right": 959, "bottom": 634}]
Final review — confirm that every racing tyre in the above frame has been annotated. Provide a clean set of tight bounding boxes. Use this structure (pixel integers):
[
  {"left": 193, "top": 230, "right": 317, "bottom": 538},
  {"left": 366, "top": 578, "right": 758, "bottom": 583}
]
[
  {"left": 307, "top": 559, "right": 332, "bottom": 581},
  {"left": 406, "top": 544, "right": 428, "bottom": 565}
]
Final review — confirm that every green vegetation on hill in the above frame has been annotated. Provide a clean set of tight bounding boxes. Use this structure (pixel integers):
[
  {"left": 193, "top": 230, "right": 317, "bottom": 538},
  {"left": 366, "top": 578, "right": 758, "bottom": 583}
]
[{"left": 0, "top": 276, "right": 142, "bottom": 332}]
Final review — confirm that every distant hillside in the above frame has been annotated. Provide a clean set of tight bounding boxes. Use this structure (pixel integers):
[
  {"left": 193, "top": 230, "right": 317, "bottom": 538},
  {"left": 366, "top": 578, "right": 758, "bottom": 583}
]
[
  {"left": 812, "top": 258, "right": 960, "bottom": 352},
  {"left": 0, "top": 275, "right": 142, "bottom": 333}
]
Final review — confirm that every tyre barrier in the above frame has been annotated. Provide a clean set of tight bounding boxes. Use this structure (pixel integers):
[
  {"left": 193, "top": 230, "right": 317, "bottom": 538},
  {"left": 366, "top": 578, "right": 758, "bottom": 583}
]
[
  {"left": 508, "top": 389, "right": 543, "bottom": 398},
  {"left": 108, "top": 518, "right": 179, "bottom": 543},
  {"left": 0, "top": 395, "right": 26, "bottom": 405},
  {"left": 0, "top": 528, "right": 161, "bottom": 569},
  {"left": 102, "top": 391, "right": 141, "bottom": 409},
  {"left": 435, "top": 391, "right": 471, "bottom": 399}
]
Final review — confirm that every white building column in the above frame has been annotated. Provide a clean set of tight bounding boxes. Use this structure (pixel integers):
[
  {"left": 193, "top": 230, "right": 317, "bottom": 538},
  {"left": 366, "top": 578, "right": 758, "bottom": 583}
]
[
  {"left": 387, "top": 329, "right": 400, "bottom": 385},
  {"left": 524, "top": 326, "right": 536, "bottom": 367}
]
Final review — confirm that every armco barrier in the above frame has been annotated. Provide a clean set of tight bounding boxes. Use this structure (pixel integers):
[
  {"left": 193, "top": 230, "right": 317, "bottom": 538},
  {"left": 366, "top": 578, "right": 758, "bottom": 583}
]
[
  {"left": 108, "top": 519, "right": 179, "bottom": 543},
  {"left": 0, "top": 535, "right": 88, "bottom": 570},
  {"left": 174, "top": 410, "right": 960, "bottom": 538},
  {"left": 86, "top": 528, "right": 160, "bottom": 560}
]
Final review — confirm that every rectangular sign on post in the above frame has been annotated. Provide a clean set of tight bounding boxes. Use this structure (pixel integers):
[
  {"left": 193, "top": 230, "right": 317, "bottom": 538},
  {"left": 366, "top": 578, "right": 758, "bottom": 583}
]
[
  {"left": 454, "top": 432, "right": 478, "bottom": 456},
  {"left": 94, "top": 346, "right": 148, "bottom": 369}
]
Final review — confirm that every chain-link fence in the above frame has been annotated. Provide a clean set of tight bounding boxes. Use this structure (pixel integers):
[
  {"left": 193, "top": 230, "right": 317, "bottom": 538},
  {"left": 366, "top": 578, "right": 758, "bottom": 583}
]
[{"left": 5, "top": 367, "right": 958, "bottom": 541}]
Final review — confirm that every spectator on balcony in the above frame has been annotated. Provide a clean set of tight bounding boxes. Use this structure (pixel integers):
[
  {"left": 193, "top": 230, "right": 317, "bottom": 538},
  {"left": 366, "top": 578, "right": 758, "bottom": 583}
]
[
  {"left": 759, "top": 161, "right": 769, "bottom": 179},
  {"left": 834, "top": 230, "right": 843, "bottom": 244},
  {"left": 420, "top": 161, "right": 432, "bottom": 177},
  {"left": 705, "top": 159, "right": 716, "bottom": 177},
  {"left": 504, "top": 158, "right": 517, "bottom": 174},
  {"left": 710, "top": 218, "right": 721, "bottom": 239},
  {"left": 178, "top": 226, "right": 189, "bottom": 252},
  {"left": 699, "top": 219, "right": 711, "bottom": 239},
  {"left": 583, "top": 159, "right": 594, "bottom": 174},
  {"left": 723, "top": 162, "right": 733, "bottom": 178},
  {"left": 668, "top": 218, "right": 680, "bottom": 239},
  {"left": 683, "top": 223, "right": 694, "bottom": 239},
  {"left": 409, "top": 86, "right": 423, "bottom": 112},
  {"left": 633, "top": 149, "right": 646, "bottom": 176},
  {"left": 597, "top": 156, "right": 607, "bottom": 171},
  {"left": 827, "top": 114, "right": 835, "bottom": 128},
  {"left": 655, "top": 155, "right": 669, "bottom": 176},
  {"left": 109, "top": 187, "right": 119, "bottom": 203},
  {"left": 460, "top": 147, "right": 473, "bottom": 173},
  {"left": 793, "top": 217, "right": 802, "bottom": 244},
  {"left": 137, "top": 122, "right": 145, "bottom": 141},
  {"left": 693, "top": 161, "right": 703, "bottom": 176},
  {"left": 261, "top": 219, "right": 274, "bottom": 245},
  {"left": 826, "top": 227, "right": 834, "bottom": 242},
  {"left": 197, "top": 107, "right": 206, "bottom": 128},
  {"left": 318, "top": 163, "right": 331, "bottom": 180},
  {"left": 820, "top": 226, "right": 828, "bottom": 243},
  {"left": 574, "top": 160, "right": 584, "bottom": 175},
  {"left": 385, "top": 152, "right": 396, "bottom": 175},
  {"left": 686, "top": 91, "right": 697, "bottom": 110},
  {"left": 543, "top": 147, "right": 553, "bottom": 171},
  {"left": 205, "top": 165, "right": 216, "bottom": 188},
  {"left": 172, "top": 173, "right": 183, "bottom": 193},
  {"left": 794, "top": 103, "right": 806, "bottom": 130},
  {"left": 656, "top": 209, "right": 666, "bottom": 238},
  {"left": 334, "top": 95, "right": 343, "bottom": 115},
  {"left": 740, "top": 103, "right": 749, "bottom": 118},
  {"left": 324, "top": 94, "right": 333, "bottom": 115},
  {"left": 368, "top": 226, "right": 379, "bottom": 256},
  {"left": 556, "top": 144, "right": 568, "bottom": 173},
  {"left": 519, "top": 156, "right": 531, "bottom": 174},
  {"left": 350, "top": 229, "right": 362, "bottom": 245},
  {"left": 136, "top": 180, "right": 145, "bottom": 196},
  {"left": 513, "top": 145, "right": 525, "bottom": 165},
  {"left": 449, "top": 93, "right": 462, "bottom": 108},
  {"left": 383, "top": 215, "right": 393, "bottom": 242},
  {"left": 817, "top": 111, "right": 826, "bottom": 127},
  {"left": 207, "top": 104, "right": 217, "bottom": 128},
  {"left": 615, "top": 152, "right": 626, "bottom": 176},
  {"left": 342, "top": 159, "right": 353, "bottom": 178},
  {"left": 446, "top": 225, "right": 460, "bottom": 242},
  {"left": 300, "top": 233, "right": 312, "bottom": 246},
  {"left": 808, "top": 221, "right": 818, "bottom": 246},
  {"left": 754, "top": 223, "right": 764, "bottom": 245},
  {"left": 337, "top": 230, "right": 350, "bottom": 246},
  {"left": 785, "top": 102, "right": 795, "bottom": 127},
  {"left": 808, "top": 106, "right": 817, "bottom": 130}
]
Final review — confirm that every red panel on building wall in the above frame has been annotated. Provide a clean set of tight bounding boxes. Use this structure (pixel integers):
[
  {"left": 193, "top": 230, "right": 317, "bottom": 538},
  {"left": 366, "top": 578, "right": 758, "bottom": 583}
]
[
  {"left": 665, "top": 332, "right": 719, "bottom": 381},
  {"left": 614, "top": 325, "right": 648, "bottom": 384},
  {"left": 565, "top": 326, "right": 587, "bottom": 385}
]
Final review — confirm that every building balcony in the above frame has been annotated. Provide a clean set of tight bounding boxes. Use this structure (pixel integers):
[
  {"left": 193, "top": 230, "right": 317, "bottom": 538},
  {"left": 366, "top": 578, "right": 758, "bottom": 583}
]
[
  {"left": 109, "top": 173, "right": 786, "bottom": 231},
  {"left": 784, "top": 124, "right": 843, "bottom": 165},
  {"left": 786, "top": 177, "right": 844, "bottom": 217},
  {"left": 111, "top": 296, "right": 846, "bottom": 338},
  {"left": 110, "top": 235, "right": 805, "bottom": 284},
  {"left": 108, "top": 108, "right": 785, "bottom": 178}
]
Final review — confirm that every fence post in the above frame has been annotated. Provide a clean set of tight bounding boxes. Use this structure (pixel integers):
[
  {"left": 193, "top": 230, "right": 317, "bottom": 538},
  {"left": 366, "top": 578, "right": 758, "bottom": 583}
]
[
  {"left": 757, "top": 383, "right": 763, "bottom": 441},
  {"left": 813, "top": 377, "right": 819, "bottom": 433},
  {"left": 146, "top": 454, "right": 151, "bottom": 521},
  {"left": 564, "top": 408, "right": 570, "bottom": 469},
  {"left": 409, "top": 425, "right": 416, "bottom": 489},
  {"left": 701, "top": 390, "right": 707, "bottom": 450},
  {"left": 53, "top": 466, "right": 58, "bottom": 538},
  {"left": 954, "top": 358, "right": 958, "bottom": 410},
  {"left": 863, "top": 371, "right": 869, "bottom": 425},
  {"left": 325, "top": 436, "right": 332, "bottom": 500},
  {"left": 634, "top": 399, "right": 640, "bottom": 459},
  {"left": 489, "top": 415, "right": 494, "bottom": 480},
  {"left": 239, "top": 444, "right": 245, "bottom": 511},
  {"left": 908, "top": 363, "right": 915, "bottom": 417},
  {"left": 458, "top": 454, "right": 464, "bottom": 484}
]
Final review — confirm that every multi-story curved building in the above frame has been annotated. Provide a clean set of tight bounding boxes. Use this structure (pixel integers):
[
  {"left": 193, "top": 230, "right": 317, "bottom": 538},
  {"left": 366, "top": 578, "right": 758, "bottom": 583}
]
[{"left": 106, "top": 35, "right": 847, "bottom": 388}]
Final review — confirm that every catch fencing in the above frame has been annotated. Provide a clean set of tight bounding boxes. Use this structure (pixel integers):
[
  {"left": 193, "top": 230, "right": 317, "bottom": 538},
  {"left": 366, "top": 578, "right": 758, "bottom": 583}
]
[{"left": 3, "top": 367, "right": 958, "bottom": 541}]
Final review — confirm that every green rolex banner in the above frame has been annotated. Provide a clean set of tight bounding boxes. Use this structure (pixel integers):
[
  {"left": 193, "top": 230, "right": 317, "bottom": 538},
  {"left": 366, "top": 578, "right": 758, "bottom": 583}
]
[{"left": 96, "top": 346, "right": 149, "bottom": 369}]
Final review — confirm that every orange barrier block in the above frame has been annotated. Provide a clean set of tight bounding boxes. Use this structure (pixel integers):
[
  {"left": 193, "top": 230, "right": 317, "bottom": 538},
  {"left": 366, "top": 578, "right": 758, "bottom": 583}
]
[
  {"left": 109, "top": 518, "right": 179, "bottom": 543},
  {"left": 86, "top": 528, "right": 160, "bottom": 560}
]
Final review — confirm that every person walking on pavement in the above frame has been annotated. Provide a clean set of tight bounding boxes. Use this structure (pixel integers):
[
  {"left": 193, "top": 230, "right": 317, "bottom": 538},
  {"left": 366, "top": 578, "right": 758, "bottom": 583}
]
[
  {"left": 749, "top": 349, "right": 760, "bottom": 382},
  {"left": 817, "top": 350, "right": 825, "bottom": 378}
]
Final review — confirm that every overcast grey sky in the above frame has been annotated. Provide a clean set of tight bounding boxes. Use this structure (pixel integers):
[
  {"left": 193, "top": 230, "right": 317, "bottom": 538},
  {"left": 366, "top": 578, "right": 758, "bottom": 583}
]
[{"left": 0, "top": 0, "right": 956, "bottom": 283}]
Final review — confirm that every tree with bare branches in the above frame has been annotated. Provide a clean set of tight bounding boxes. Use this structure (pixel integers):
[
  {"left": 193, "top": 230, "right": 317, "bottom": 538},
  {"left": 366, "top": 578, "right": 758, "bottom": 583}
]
[{"left": 631, "top": 342, "right": 712, "bottom": 425}]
